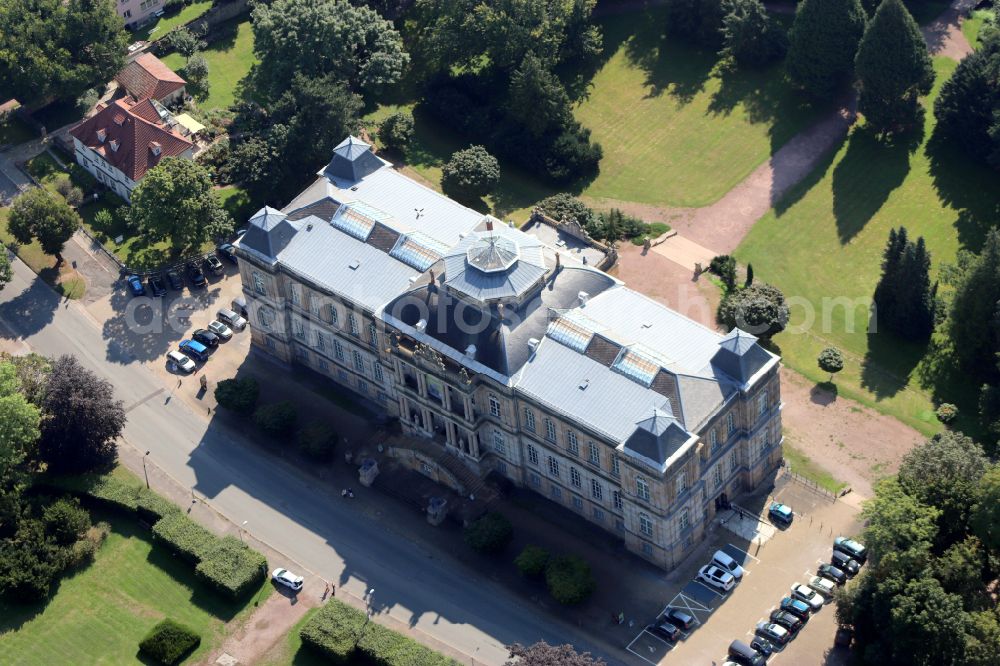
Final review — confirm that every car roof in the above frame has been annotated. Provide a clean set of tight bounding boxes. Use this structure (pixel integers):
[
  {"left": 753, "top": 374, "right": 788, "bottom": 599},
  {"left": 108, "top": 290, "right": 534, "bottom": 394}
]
[
  {"left": 182, "top": 339, "right": 206, "bottom": 351},
  {"left": 167, "top": 350, "right": 186, "bottom": 360},
  {"left": 713, "top": 550, "right": 736, "bottom": 564}
]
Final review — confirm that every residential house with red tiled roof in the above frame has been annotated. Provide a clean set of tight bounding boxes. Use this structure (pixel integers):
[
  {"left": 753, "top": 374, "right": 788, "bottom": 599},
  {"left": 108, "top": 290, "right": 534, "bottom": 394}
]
[
  {"left": 115, "top": 53, "right": 187, "bottom": 106},
  {"left": 69, "top": 98, "right": 193, "bottom": 202}
]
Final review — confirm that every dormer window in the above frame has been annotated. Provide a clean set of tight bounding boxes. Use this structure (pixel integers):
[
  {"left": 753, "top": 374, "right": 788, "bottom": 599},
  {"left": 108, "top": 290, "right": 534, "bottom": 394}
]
[
  {"left": 109, "top": 139, "right": 119, "bottom": 152},
  {"left": 150, "top": 141, "right": 161, "bottom": 157},
  {"left": 96, "top": 128, "right": 106, "bottom": 143}
]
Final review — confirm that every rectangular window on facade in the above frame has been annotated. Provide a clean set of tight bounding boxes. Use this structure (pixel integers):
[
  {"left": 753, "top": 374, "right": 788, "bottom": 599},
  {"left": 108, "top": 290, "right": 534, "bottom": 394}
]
[
  {"left": 545, "top": 419, "right": 557, "bottom": 443},
  {"left": 572, "top": 496, "right": 583, "bottom": 510},
  {"left": 315, "top": 332, "right": 326, "bottom": 351},
  {"left": 570, "top": 467, "right": 581, "bottom": 488},
  {"left": 729, "top": 451, "right": 738, "bottom": 472},
  {"left": 290, "top": 285, "right": 300, "bottom": 306},
  {"left": 675, "top": 472, "right": 686, "bottom": 497},
  {"left": 727, "top": 412, "right": 736, "bottom": 435},
  {"left": 337, "top": 369, "right": 349, "bottom": 382},
  {"left": 636, "top": 476, "right": 651, "bottom": 502},
  {"left": 679, "top": 508, "right": 690, "bottom": 531},
  {"left": 292, "top": 319, "right": 305, "bottom": 340},
  {"left": 489, "top": 395, "right": 501, "bottom": 418},
  {"left": 358, "top": 380, "right": 368, "bottom": 395},
  {"left": 527, "top": 444, "right": 538, "bottom": 465},
  {"left": 593, "top": 507, "right": 604, "bottom": 522},
  {"left": 252, "top": 272, "right": 266, "bottom": 296},
  {"left": 369, "top": 323, "right": 378, "bottom": 347},
  {"left": 567, "top": 430, "right": 578, "bottom": 452},
  {"left": 613, "top": 490, "right": 623, "bottom": 510},
  {"left": 616, "top": 519, "right": 625, "bottom": 532},
  {"left": 318, "top": 359, "right": 329, "bottom": 372},
  {"left": 642, "top": 543, "right": 654, "bottom": 556},
  {"left": 524, "top": 408, "right": 535, "bottom": 432},
  {"left": 710, "top": 428, "right": 719, "bottom": 452},
  {"left": 714, "top": 465, "right": 723, "bottom": 488},
  {"left": 591, "top": 479, "right": 603, "bottom": 501},
  {"left": 550, "top": 484, "right": 562, "bottom": 499},
  {"left": 611, "top": 456, "right": 620, "bottom": 476},
  {"left": 493, "top": 431, "right": 506, "bottom": 456},
  {"left": 348, "top": 314, "right": 359, "bottom": 336},
  {"left": 758, "top": 390, "right": 768, "bottom": 416},
  {"left": 530, "top": 473, "right": 541, "bottom": 487},
  {"left": 258, "top": 307, "right": 272, "bottom": 328},
  {"left": 310, "top": 298, "right": 320, "bottom": 318},
  {"left": 265, "top": 337, "right": 276, "bottom": 351},
  {"left": 352, "top": 350, "right": 364, "bottom": 373},
  {"left": 374, "top": 362, "right": 384, "bottom": 383},
  {"left": 639, "top": 513, "right": 653, "bottom": 537},
  {"left": 497, "top": 461, "right": 508, "bottom": 475},
  {"left": 588, "top": 442, "right": 600, "bottom": 466},
  {"left": 334, "top": 339, "right": 345, "bottom": 361},
  {"left": 548, "top": 456, "right": 560, "bottom": 478},
  {"left": 329, "top": 305, "right": 339, "bottom": 326}
]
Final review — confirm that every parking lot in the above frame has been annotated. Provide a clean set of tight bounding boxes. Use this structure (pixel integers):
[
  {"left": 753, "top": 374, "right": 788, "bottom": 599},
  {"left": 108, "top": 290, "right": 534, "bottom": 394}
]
[{"left": 625, "top": 478, "right": 863, "bottom": 665}]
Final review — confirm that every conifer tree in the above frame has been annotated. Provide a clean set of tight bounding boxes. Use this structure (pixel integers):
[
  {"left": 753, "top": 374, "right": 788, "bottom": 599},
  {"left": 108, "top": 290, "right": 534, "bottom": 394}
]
[
  {"left": 855, "top": 0, "right": 934, "bottom": 132},
  {"left": 873, "top": 227, "right": 935, "bottom": 340},
  {"left": 787, "top": 0, "right": 867, "bottom": 98},
  {"left": 949, "top": 229, "right": 1000, "bottom": 381}
]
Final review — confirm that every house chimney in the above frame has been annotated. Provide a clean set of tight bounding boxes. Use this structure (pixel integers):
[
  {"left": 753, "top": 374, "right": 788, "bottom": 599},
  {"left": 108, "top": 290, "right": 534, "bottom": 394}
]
[
  {"left": 555, "top": 253, "right": 561, "bottom": 270},
  {"left": 486, "top": 218, "right": 493, "bottom": 233},
  {"left": 527, "top": 337, "right": 540, "bottom": 352},
  {"left": 578, "top": 291, "right": 590, "bottom": 306},
  {"left": 465, "top": 344, "right": 476, "bottom": 358},
  {"left": 150, "top": 141, "right": 162, "bottom": 157},
  {"left": 428, "top": 269, "right": 435, "bottom": 285}
]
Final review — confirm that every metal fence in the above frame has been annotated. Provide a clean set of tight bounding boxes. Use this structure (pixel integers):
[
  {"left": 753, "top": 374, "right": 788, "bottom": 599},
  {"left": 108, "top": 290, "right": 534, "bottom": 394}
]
[{"left": 779, "top": 462, "right": 839, "bottom": 502}]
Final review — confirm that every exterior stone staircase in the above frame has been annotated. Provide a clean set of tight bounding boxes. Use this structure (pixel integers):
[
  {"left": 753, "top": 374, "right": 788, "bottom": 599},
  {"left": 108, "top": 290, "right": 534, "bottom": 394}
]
[{"left": 383, "top": 435, "right": 499, "bottom": 506}]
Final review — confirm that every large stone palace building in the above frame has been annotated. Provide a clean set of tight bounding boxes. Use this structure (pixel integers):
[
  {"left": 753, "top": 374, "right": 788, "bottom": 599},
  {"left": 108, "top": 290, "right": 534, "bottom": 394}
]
[{"left": 235, "top": 136, "right": 783, "bottom": 570}]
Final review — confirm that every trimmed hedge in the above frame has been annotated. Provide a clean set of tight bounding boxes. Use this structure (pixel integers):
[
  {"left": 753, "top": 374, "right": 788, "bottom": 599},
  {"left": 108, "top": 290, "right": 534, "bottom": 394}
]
[
  {"left": 463, "top": 512, "right": 513, "bottom": 554},
  {"left": 300, "top": 600, "right": 368, "bottom": 663},
  {"left": 152, "top": 512, "right": 217, "bottom": 564},
  {"left": 301, "top": 599, "right": 459, "bottom": 665},
  {"left": 136, "top": 488, "right": 182, "bottom": 524},
  {"left": 514, "top": 544, "right": 549, "bottom": 578},
  {"left": 138, "top": 618, "right": 201, "bottom": 665},
  {"left": 195, "top": 536, "right": 267, "bottom": 600},
  {"left": 47, "top": 472, "right": 142, "bottom": 512}
]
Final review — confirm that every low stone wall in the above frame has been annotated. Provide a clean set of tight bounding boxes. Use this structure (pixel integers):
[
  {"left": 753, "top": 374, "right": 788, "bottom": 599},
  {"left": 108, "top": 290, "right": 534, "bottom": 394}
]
[{"left": 145, "top": 0, "right": 250, "bottom": 57}]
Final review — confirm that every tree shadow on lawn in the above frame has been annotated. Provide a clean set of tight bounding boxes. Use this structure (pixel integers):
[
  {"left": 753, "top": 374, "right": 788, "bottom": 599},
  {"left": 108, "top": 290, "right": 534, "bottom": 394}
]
[
  {"left": 831, "top": 125, "right": 920, "bottom": 244},
  {"left": 926, "top": 127, "right": 1000, "bottom": 253},
  {"left": 622, "top": 17, "right": 715, "bottom": 104},
  {"left": 860, "top": 329, "right": 928, "bottom": 401},
  {"left": 772, "top": 128, "right": 845, "bottom": 217},
  {"left": 915, "top": 337, "right": 986, "bottom": 439}
]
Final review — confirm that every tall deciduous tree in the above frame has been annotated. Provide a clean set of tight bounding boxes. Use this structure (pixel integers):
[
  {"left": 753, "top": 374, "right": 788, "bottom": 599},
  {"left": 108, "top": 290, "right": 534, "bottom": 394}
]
[
  {"left": 889, "top": 576, "right": 969, "bottom": 665},
  {"left": 716, "top": 282, "right": 789, "bottom": 340},
  {"left": 38, "top": 355, "right": 126, "bottom": 474},
  {"left": 0, "top": 361, "right": 41, "bottom": 536},
  {"left": 441, "top": 145, "right": 500, "bottom": 202},
  {"left": 855, "top": 0, "right": 934, "bottom": 132},
  {"left": 251, "top": 0, "right": 408, "bottom": 98},
  {"left": 414, "top": 0, "right": 601, "bottom": 73},
  {"left": 7, "top": 188, "right": 80, "bottom": 264},
  {"left": 0, "top": 0, "right": 128, "bottom": 106},
  {"left": 949, "top": 228, "right": 1000, "bottom": 381},
  {"left": 720, "top": 0, "right": 788, "bottom": 68},
  {"left": 970, "top": 464, "right": 1000, "bottom": 558},
  {"left": 861, "top": 477, "right": 939, "bottom": 573},
  {"left": 130, "top": 158, "right": 232, "bottom": 252},
  {"left": 934, "top": 30, "right": 1000, "bottom": 171},
  {"left": 665, "top": 0, "right": 726, "bottom": 47},
  {"left": 786, "top": 0, "right": 867, "bottom": 98},
  {"left": 505, "top": 642, "right": 606, "bottom": 666}
]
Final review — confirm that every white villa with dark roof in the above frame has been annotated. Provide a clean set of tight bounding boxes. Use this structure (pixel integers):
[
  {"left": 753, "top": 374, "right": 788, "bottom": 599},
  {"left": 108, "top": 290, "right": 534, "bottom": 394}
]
[{"left": 235, "top": 136, "right": 783, "bottom": 570}]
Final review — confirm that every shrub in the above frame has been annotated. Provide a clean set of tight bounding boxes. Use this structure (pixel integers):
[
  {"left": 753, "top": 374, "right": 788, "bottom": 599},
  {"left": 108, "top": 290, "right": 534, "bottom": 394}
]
[
  {"left": 378, "top": 111, "right": 415, "bottom": 151},
  {"left": 56, "top": 472, "right": 142, "bottom": 512},
  {"left": 300, "top": 599, "right": 368, "bottom": 663},
  {"left": 463, "top": 512, "right": 513, "bottom": 554},
  {"left": 441, "top": 145, "right": 500, "bottom": 201},
  {"left": 0, "top": 519, "right": 66, "bottom": 602},
  {"left": 215, "top": 377, "right": 260, "bottom": 415},
  {"left": 54, "top": 176, "right": 84, "bottom": 207},
  {"left": 253, "top": 401, "right": 298, "bottom": 436},
  {"left": 717, "top": 282, "right": 789, "bottom": 339},
  {"left": 66, "top": 521, "right": 110, "bottom": 569},
  {"left": 297, "top": 421, "right": 337, "bottom": 461},
  {"left": 195, "top": 536, "right": 267, "bottom": 599},
  {"left": 42, "top": 497, "right": 91, "bottom": 546},
  {"left": 709, "top": 254, "right": 738, "bottom": 291},
  {"left": 91, "top": 208, "right": 114, "bottom": 235},
  {"left": 356, "top": 620, "right": 458, "bottom": 666},
  {"left": 152, "top": 512, "right": 216, "bottom": 564},
  {"left": 535, "top": 193, "right": 597, "bottom": 230},
  {"left": 936, "top": 403, "right": 958, "bottom": 424},
  {"left": 137, "top": 488, "right": 182, "bottom": 524},
  {"left": 545, "top": 555, "right": 596, "bottom": 605},
  {"left": 514, "top": 545, "right": 550, "bottom": 578},
  {"left": 138, "top": 618, "right": 201, "bottom": 665}
]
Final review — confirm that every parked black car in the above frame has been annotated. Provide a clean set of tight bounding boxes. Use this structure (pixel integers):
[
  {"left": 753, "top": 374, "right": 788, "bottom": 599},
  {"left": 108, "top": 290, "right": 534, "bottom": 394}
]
[
  {"left": 166, "top": 269, "right": 183, "bottom": 291},
  {"left": 647, "top": 620, "right": 680, "bottom": 643},
  {"left": 750, "top": 637, "right": 775, "bottom": 658},
  {"left": 216, "top": 243, "right": 237, "bottom": 264},
  {"left": 192, "top": 328, "right": 220, "bottom": 348},
  {"left": 188, "top": 262, "right": 207, "bottom": 288},
  {"left": 664, "top": 608, "right": 695, "bottom": 630},
  {"left": 147, "top": 274, "right": 166, "bottom": 297},
  {"left": 769, "top": 609, "right": 804, "bottom": 634},
  {"left": 204, "top": 254, "right": 224, "bottom": 276},
  {"left": 831, "top": 550, "right": 861, "bottom": 576},
  {"left": 818, "top": 563, "right": 847, "bottom": 585}
]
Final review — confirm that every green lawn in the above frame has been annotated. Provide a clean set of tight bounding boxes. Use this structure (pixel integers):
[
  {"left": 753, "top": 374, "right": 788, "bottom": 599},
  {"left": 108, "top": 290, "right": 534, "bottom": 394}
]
[
  {"left": 261, "top": 608, "right": 331, "bottom": 666},
  {"left": 962, "top": 9, "right": 994, "bottom": 49},
  {"left": 162, "top": 19, "right": 257, "bottom": 112},
  {"left": 574, "top": 8, "right": 820, "bottom": 208},
  {"left": 0, "top": 114, "right": 36, "bottom": 146},
  {"left": 131, "top": 0, "right": 214, "bottom": 42},
  {"left": 782, "top": 440, "right": 847, "bottom": 494},
  {"left": 0, "top": 510, "right": 270, "bottom": 664},
  {"left": 736, "top": 57, "right": 1000, "bottom": 436}
]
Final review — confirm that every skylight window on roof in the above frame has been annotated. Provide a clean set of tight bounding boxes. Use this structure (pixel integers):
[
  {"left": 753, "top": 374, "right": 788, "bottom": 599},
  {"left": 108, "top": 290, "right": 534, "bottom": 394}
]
[
  {"left": 390, "top": 232, "right": 449, "bottom": 271},
  {"left": 330, "top": 202, "right": 388, "bottom": 241},
  {"left": 613, "top": 345, "right": 675, "bottom": 387},
  {"left": 547, "top": 316, "right": 595, "bottom": 353}
]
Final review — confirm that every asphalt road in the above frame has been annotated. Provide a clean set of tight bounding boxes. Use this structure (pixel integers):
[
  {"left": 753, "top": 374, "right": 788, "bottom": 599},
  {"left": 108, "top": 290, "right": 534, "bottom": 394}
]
[{"left": 0, "top": 258, "right": 618, "bottom": 666}]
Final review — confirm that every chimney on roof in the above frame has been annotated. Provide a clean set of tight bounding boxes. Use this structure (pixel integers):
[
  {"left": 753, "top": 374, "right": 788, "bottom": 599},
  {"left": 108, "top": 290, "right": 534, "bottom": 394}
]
[
  {"left": 428, "top": 269, "right": 435, "bottom": 285},
  {"left": 415, "top": 318, "right": 427, "bottom": 333},
  {"left": 527, "top": 337, "right": 540, "bottom": 353},
  {"left": 555, "top": 253, "right": 561, "bottom": 270},
  {"left": 486, "top": 218, "right": 493, "bottom": 233},
  {"left": 465, "top": 344, "right": 476, "bottom": 359},
  {"left": 578, "top": 291, "right": 590, "bottom": 306},
  {"left": 150, "top": 141, "right": 162, "bottom": 157}
]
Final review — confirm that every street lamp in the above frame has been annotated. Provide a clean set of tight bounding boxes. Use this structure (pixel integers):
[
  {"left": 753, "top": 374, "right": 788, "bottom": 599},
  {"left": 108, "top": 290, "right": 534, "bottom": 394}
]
[
  {"left": 142, "top": 450, "right": 151, "bottom": 489},
  {"left": 240, "top": 520, "right": 248, "bottom": 543}
]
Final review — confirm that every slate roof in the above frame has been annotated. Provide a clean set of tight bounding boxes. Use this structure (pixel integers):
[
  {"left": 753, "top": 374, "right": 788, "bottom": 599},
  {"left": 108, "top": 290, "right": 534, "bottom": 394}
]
[
  {"left": 68, "top": 98, "right": 192, "bottom": 181},
  {"left": 323, "top": 136, "right": 385, "bottom": 182},
  {"left": 115, "top": 53, "right": 186, "bottom": 102},
  {"left": 240, "top": 207, "right": 304, "bottom": 260},
  {"left": 623, "top": 409, "right": 693, "bottom": 469},
  {"left": 442, "top": 223, "right": 547, "bottom": 303}
]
